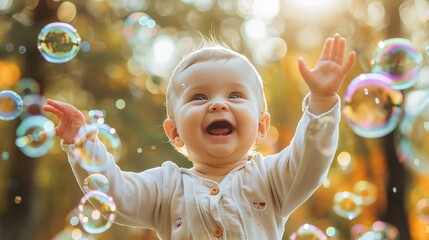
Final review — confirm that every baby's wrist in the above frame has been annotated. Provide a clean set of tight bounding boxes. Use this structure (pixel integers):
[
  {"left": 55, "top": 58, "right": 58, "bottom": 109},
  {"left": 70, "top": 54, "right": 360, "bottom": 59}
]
[{"left": 307, "top": 93, "right": 338, "bottom": 115}]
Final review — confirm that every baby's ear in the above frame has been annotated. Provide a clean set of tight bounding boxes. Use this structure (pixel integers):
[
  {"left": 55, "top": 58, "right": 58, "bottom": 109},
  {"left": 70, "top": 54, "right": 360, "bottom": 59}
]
[
  {"left": 256, "top": 112, "right": 270, "bottom": 143},
  {"left": 163, "top": 118, "right": 184, "bottom": 147}
]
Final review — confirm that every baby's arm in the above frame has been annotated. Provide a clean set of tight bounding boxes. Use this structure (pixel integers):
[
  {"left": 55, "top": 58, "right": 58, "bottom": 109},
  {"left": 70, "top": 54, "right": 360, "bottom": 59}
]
[
  {"left": 43, "top": 100, "right": 165, "bottom": 228},
  {"left": 298, "top": 33, "right": 355, "bottom": 115}
]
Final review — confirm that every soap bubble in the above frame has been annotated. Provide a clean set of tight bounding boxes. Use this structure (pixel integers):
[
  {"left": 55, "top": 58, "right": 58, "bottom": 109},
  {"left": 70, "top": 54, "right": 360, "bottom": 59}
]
[
  {"left": 74, "top": 125, "right": 110, "bottom": 172},
  {"left": 289, "top": 223, "right": 327, "bottom": 240},
  {"left": 396, "top": 90, "right": 429, "bottom": 174},
  {"left": 15, "top": 78, "right": 41, "bottom": 96},
  {"left": 78, "top": 190, "right": 116, "bottom": 234},
  {"left": 343, "top": 73, "right": 403, "bottom": 138},
  {"left": 333, "top": 191, "right": 362, "bottom": 220},
  {"left": 15, "top": 115, "right": 55, "bottom": 158},
  {"left": 95, "top": 123, "right": 122, "bottom": 162},
  {"left": 371, "top": 38, "right": 423, "bottom": 90},
  {"left": 83, "top": 173, "right": 109, "bottom": 193},
  {"left": 289, "top": 224, "right": 327, "bottom": 240},
  {"left": 37, "top": 22, "right": 81, "bottom": 63},
  {"left": 353, "top": 180, "right": 377, "bottom": 206},
  {"left": 0, "top": 90, "right": 23, "bottom": 121}
]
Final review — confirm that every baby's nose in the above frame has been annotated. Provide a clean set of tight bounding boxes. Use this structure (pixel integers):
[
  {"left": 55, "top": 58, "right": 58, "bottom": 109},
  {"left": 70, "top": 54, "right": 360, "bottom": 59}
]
[{"left": 209, "top": 101, "right": 229, "bottom": 112}]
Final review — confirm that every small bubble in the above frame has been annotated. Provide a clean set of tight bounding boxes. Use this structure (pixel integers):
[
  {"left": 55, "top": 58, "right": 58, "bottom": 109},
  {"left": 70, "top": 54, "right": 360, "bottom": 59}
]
[{"left": 137, "top": 147, "right": 143, "bottom": 153}]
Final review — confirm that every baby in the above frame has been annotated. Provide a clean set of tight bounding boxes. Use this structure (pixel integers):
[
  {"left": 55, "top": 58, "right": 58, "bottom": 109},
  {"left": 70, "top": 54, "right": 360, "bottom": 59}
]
[{"left": 43, "top": 33, "right": 355, "bottom": 239}]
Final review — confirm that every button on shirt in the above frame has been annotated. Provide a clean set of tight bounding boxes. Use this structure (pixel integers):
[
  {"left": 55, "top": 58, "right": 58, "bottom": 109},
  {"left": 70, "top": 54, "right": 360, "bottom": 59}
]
[{"left": 62, "top": 94, "right": 341, "bottom": 240}]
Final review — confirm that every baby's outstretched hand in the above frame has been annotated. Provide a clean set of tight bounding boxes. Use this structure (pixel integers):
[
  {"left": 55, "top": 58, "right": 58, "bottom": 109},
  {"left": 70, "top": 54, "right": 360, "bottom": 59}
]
[
  {"left": 42, "top": 99, "right": 86, "bottom": 144},
  {"left": 298, "top": 33, "right": 355, "bottom": 98}
]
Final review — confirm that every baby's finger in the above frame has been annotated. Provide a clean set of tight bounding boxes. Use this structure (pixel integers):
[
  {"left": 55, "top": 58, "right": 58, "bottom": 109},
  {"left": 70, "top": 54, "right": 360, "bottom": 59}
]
[
  {"left": 342, "top": 51, "right": 356, "bottom": 75},
  {"left": 42, "top": 105, "right": 63, "bottom": 119}
]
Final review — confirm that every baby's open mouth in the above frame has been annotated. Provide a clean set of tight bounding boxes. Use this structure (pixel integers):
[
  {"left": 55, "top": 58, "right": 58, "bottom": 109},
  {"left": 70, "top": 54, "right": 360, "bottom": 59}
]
[{"left": 207, "top": 121, "right": 234, "bottom": 136}]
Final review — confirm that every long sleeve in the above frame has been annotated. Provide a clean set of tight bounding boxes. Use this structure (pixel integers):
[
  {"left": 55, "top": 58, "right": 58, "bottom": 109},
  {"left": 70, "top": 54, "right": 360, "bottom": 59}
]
[
  {"left": 260, "top": 93, "right": 341, "bottom": 217},
  {"left": 60, "top": 126, "right": 180, "bottom": 230}
]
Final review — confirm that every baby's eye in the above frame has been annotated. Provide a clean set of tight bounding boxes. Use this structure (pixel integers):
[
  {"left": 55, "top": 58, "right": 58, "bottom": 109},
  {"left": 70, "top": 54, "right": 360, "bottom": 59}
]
[
  {"left": 192, "top": 94, "right": 207, "bottom": 101},
  {"left": 229, "top": 92, "right": 243, "bottom": 99}
]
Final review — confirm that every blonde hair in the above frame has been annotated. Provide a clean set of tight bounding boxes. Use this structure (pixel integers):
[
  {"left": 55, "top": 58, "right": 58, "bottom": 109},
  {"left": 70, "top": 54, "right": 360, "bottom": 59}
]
[{"left": 165, "top": 41, "right": 268, "bottom": 156}]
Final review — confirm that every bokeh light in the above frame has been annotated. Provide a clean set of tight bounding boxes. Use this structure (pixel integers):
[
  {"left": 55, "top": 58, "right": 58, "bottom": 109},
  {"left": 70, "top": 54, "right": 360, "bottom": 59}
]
[
  {"left": 343, "top": 73, "right": 403, "bottom": 138},
  {"left": 353, "top": 180, "right": 378, "bottom": 206},
  {"left": 371, "top": 38, "right": 423, "bottom": 90},
  {"left": 15, "top": 115, "right": 55, "bottom": 158},
  {"left": 78, "top": 190, "right": 116, "bottom": 234},
  {"left": 333, "top": 191, "right": 363, "bottom": 220},
  {"left": 0, "top": 90, "right": 23, "bottom": 121},
  {"left": 37, "top": 22, "right": 81, "bottom": 63}
]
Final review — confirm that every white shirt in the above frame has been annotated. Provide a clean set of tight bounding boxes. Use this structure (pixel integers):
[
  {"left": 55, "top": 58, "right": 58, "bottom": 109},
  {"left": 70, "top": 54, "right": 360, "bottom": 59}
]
[{"left": 61, "top": 95, "right": 341, "bottom": 239}]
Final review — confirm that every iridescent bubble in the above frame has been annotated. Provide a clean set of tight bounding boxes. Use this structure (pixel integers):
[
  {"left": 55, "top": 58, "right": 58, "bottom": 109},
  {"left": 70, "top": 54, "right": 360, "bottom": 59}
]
[
  {"left": 95, "top": 123, "right": 122, "bottom": 162},
  {"left": 289, "top": 223, "right": 327, "bottom": 240},
  {"left": 396, "top": 90, "right": 429, "bottom": 174},
  {"left": 83, "top": 173, "right": 109, "bottom": 193},
  {"left": 37, "top": 22, "right": 81, "bottom": 63},
  {"left": 15, "top": 115, "right": 55, "bottom": 158},
  {"left": 353, "top": 180, "right": 377, "bottom": 206},
  {"left": 0, "top": 90, "right": 23, "bottom": 121},
  {"left": 74, "top": 125, "right": 110, "bottom": 172},
  {"left": 78, "top": 190, "right": 116, "bottom": 234},
  {"left": 343, "top": 73, "right": 403, "bottom": 138},
  {"left": 371, "top": 38, "right": 423, "bottom": 90},
  {"left": 15, "top": 78, "right": 41, "bottom": 96},
  {"left": 333, "top": 191, "right": 363, "bottom": 220},
  {"left": 351, "top": 223, "right": 370, "bottom": 239},
  {"left": 123, "top": 12, "right": 157, "bottom": 45},
  {"left": 416, "top": 198, "right": 429, "bottom": 222}
]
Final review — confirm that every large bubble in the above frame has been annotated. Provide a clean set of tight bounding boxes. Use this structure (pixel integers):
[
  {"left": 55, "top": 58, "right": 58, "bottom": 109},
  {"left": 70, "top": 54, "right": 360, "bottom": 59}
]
[
  {"left": 78, "top": 190, "right": 116, "bottom": 234},
  {"left": 333, "top": 191, "right": 362, "bottom": 220},
  {"left": 37, "top": 22, "right": 81, "bottom": 63},
  {"left": 343, "top": 73, "right": 403, "bottom": 138},
  {"left": 371, "top": 38, "right": 423, "bottom": 90},
  {"left": 15, "top": 115, "right": 55, "bottom": 158},
  {"left": 396, "top": 89, "right": 429, "bottom": 175},
  {"left": 0, "top": 90, "right": 23, "bottom": 121}
]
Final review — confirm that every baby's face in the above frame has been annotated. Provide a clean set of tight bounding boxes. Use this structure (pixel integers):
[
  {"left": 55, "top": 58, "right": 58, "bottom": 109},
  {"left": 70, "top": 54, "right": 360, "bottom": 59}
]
[{"left": 169, "top": 58, "right": 267, "bottom": 165}]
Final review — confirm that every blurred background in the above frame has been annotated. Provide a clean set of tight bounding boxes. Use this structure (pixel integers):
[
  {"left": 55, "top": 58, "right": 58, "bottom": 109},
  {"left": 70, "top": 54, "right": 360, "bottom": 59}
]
[{"left": 1, "top": 0, "right": 429, "bottom": 239}]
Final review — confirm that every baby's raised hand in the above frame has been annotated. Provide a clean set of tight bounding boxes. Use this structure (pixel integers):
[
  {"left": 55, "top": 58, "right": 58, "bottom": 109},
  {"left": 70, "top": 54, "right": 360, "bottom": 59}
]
[
  {"left": 42, "top": 99, "right": 86, "bottom": 144},
  {"left": 298, "top": 33, "right": 355, "bottom": 98}
]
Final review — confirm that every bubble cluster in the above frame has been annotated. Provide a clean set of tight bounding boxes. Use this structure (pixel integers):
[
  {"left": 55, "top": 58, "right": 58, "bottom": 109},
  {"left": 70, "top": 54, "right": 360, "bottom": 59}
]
[
  {"left": 333, "top": 191, "right": 363, "bottom": 220},
  {"left": 15, "top": 115, "right": 55, "bottom": 158},
  {"left": 289, "top": 223, "right": 327, "bottom": 240},
  {"left": 78, "top": 190, "right": 116, "bottom": 234},
  {"left": 0, "top": 90, "right": 23, "bottom": 121},
  {"left": 396, "top": 90, "right": 429, "bottom": 174},
  {"left": 83, "top": 173, "right": 110, "bottom": 193},
  {"left": 371, "top": 38, "right": 423, "bottom": 90},
  {"left": 343, "top": 73, "right": 403, "bottom": 138},
  {"left": 37, "top": 22, "right": 81, "bottom": 63}
]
